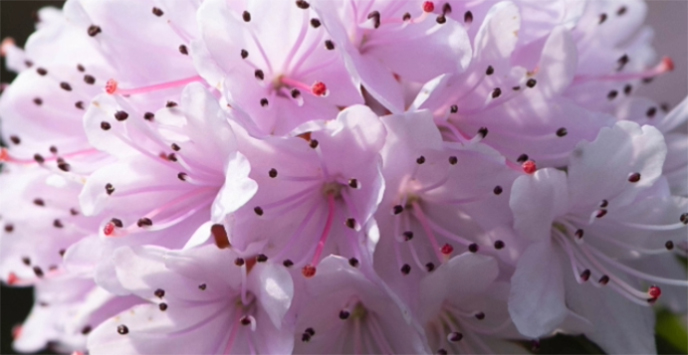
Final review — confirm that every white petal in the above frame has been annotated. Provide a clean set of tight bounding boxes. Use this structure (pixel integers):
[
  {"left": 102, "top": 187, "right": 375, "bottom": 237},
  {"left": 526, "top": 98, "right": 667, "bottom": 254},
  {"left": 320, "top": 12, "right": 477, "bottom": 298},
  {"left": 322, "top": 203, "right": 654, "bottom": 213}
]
[
  {"left": 510, "top": 168, "right": 568, "bottom": 241},
  {"left": 568, "top": 121, "right": 667, "bottom": 210},
  {"left": 509, "top": 240, "right": 567, "bottom": 337},
  {"left": 211, "top": 152, "right": 258, "bottom": 221},
  {"left": 536, "top": 26, "right": 577, "bottom": 96},
  {"left": 250, "top": 263, "right": 294, "bottom": 329}
]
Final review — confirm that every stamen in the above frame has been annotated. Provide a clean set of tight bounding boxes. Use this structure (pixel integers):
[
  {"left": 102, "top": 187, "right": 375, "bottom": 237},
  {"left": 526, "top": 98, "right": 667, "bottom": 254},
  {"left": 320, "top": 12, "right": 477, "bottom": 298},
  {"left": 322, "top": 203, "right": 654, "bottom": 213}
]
[
  {"left": 628, "top": 172, "right": 641, "bottom": 182},
  {"left": 401, "top": 263, "right": 411, "bottom": 274},
  {"left": 447, "top": 332, "right": 463, "bottom": 342},
  {"left": 303, "top": 194, "right": 336, "bottom": 277},
  {"left": 411, "top": 202, "right": 445, "bottom": 261},
  {"left": 522, "top": 160, "right": 536, "bottom": 174},
  {"left": 464, "top": 11, "right": 473, "bottom": 24},
  {"left": 311, "top": 82, "right": 328, "bottom": 97},
  {"left": 367, "top": 11, "right": 381, "bottom": 29},
  {"left": 599, "top": 13, "right": 608, "bottom": 24},
  {"left": 339, "top": 310, "right": 350, "bottom": 319},
  {"left": 585, "top": 244, "right": 688, "bottom": 287},
  {"left": 105, "top": 76, "right": 202, "bottom": 96},
  {"left": 574, "top": 57, "right": 674, "bottom": 84}
]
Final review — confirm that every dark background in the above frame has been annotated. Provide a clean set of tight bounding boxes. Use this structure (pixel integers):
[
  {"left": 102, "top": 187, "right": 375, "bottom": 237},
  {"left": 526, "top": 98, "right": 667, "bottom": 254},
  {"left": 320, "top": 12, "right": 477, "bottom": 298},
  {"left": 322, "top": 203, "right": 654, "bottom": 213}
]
[
  {"left": 0, "top": 1, "right": 685, "bottom": 355},
  {"left": 1, "top": 3, "right": 65, "bottom": 354}
]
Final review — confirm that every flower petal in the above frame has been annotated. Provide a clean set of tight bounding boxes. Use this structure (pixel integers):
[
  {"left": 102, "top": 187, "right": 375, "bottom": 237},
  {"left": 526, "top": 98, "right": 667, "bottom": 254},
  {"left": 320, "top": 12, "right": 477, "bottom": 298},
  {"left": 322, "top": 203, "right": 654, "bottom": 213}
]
[{"left": 509, "top": 239, "right": 567, "bottom": 337}]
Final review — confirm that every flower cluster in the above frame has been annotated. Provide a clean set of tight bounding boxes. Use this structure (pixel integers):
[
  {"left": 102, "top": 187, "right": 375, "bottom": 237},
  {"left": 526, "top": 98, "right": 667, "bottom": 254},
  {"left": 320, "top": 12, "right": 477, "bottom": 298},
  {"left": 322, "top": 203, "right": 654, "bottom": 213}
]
[{"left": 0, "top": 0, "right": 686, "bottom": 354}]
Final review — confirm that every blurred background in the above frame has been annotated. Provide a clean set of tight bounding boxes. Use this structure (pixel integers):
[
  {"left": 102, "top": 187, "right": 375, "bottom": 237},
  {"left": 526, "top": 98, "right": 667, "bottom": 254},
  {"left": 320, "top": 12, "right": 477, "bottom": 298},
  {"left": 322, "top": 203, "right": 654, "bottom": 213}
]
[
  {"left": 0, "top": 0, "right": 686, "bottom": 354},
  {"left": 1, "top": 3, "right": 65, "bottom": 354}
]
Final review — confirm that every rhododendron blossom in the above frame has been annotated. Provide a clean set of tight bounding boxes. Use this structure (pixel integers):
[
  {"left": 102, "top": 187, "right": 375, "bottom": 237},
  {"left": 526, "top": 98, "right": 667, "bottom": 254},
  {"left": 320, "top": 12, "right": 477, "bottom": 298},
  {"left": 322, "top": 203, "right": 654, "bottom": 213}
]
[{"left": 1, "top": 0, "right": 686, "bottom": 354}]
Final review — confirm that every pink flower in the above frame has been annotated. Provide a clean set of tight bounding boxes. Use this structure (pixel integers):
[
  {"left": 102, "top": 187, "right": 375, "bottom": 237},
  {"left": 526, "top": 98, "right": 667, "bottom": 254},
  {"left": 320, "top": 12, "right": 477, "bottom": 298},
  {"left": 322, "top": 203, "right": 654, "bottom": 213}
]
[
  {"left": 508, "top": 121, "right": 687, "bottom": 353},
  {"left": 418, "top": 253, "right": 524, "bottom": 354},
  {"left": 291, "top": 255, "right": 429, "bottom": 353},
  {"left": 221, "top": 105, "right": 386, "bottom": 276},
  {"left": 0, "top": 0, "right": 686, "bottom": 353},
  {"left": 311, "top": 0, "right": 472, "bottom": 112},
  {"left": 86, "top": 245, "right": 295, "bottom": 354},
  {"left": 193, "top": 0, "right": 364, "bottom": 136}
]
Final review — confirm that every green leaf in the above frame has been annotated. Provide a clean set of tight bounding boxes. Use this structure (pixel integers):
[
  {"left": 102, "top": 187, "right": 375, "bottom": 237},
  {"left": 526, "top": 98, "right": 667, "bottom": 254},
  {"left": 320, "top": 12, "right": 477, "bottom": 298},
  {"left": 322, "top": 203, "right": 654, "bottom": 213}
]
[{"left": 656, "top": 309, "right": 688, "bottom": 354}]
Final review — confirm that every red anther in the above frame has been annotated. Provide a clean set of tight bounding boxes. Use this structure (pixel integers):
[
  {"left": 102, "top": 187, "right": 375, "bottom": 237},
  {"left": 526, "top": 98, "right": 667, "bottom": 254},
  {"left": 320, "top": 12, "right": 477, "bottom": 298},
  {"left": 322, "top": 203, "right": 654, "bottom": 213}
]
[
  {"left": 11, "top": 324, "right": 22, "bottom": 339},
  {"left": 0, "top": 148, "right": 8, "bottom": 162},
  {"left": 522, "top": 160, "right": 537, "bottom": 174},
  {"left": 423, "top": 1, "right": 435, "bottom": 12},
  {"left": 648, "top": 285, "right": 661, "bottom": 299},
  {"left": 1, "top": 37, "right": 14, "bottom": 56},
  {"left": 662, "top": 57, "right": 674, "bottom": 72},
  {"left": 105, "top": 79, "right": 118, "bottom": 94},
  {"left": 103, "top": 222, "right": 116, "bottom": 236},
  {"left": 7, "top": 272, "right": 18, "bottom": 285},
  {"left": 311, "top": 82, "right": 327, "bottom": 96},
  {"left": 440, "top": 243, "right": 454, "bottom": 255},
  {"left": 302, "top": 264, "right": 316, "bottom": 278}
]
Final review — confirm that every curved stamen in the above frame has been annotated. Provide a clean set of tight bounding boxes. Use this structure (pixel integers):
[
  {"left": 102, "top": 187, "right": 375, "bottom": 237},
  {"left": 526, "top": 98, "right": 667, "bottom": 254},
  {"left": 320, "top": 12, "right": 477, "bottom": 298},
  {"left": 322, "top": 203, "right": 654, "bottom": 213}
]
[
  {"left": 273, "top": 200, "right": 320, "bottom": 261},
  {"left": 437, "top": 122, "right": 472, "bottom": 144},
  {"left": 555, "top": 229, "right": 662, "bottom": 304},
  {"left": 412, "top": 202, "right": 444, "bottom": 262},
  {"left": 423, "top": 217, "right": 472, "bottom": 246},
  {"left": 585, "top": 243, "right": 688, "bottom": 287},
  {"left": 305, "top": 194, "right": 336, "bottom": 274},
  {"left": 556, "top": 232, "right": 590, "bottom": 284},
  {"left": 282, "top": 10, "right": 310, "bottom": 74},
  {"left": 416, "top": 175, "right": 449, "bottom": 194},
  {"left": 577, "top": 244, "right": 659, "bottom": 299},
  {"left": 106, "top": 76, "right": 202, "bottom": 95},
  {"left": 0, "top": 147, "right": 99, "bottom": 165},
  {"left": 617, "top": 220, "right": 687, "bottom": 231},
  {"left": 573, "top": 57, "right": 674, "bottom": 85},
  {"left": 260, "top": 184, "right": 319, "bottom": 211},
  {"left": 222, "top": 313, "right": 242, "bottom": 355},
  {"left": 368, "top": 316, "right": 395, "bottom": 354}
]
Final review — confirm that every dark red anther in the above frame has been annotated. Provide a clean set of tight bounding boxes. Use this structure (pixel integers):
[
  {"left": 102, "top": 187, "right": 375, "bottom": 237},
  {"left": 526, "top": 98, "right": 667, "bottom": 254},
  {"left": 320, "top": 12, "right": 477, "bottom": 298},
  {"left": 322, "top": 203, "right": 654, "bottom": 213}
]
[
  {"left": 663, "top": 57, "right": 674, "bottom": 71},
  {"left": 401, "top": 264, "right": 411, "bottom": 275},
  {"left": 312, "top": 82, "right": 327, "bottom": 96},
  {"left": 211, "top": 224, "right": 230, "bottom": 249},
  {"left": 103, "top": 222, "right": 116, "bottom": 236},
  {"left": 302, "top": 264, "right": 316, "bottom": 278},
  {"left": 440, "top": 243, "right": 453, "bottom": 255},
  {"left": 522, "top": 160, "right": 536, "bottom": 174},
  {"left": 7, "top": 272, "right": 19, "bottom": 285},
  {"left": 628, "top": 172, "right": 641, "bottom": 183},
  {"left": 105, "top": 79, "right": 118, "bottom": 94},
  {"left": 648, "top": 285, "right": 661, "bottom": 299},
  {"left": 423, "top": 1, "right": 435, "bottom": 13}
]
